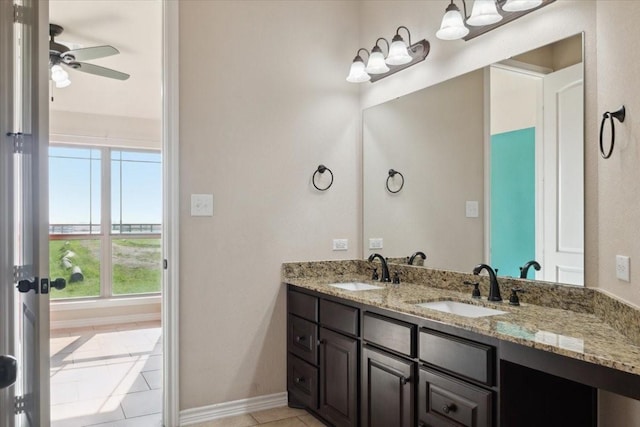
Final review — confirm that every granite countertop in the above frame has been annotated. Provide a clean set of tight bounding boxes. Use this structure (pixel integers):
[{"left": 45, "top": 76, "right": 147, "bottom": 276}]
[{"left": 282, "top": 260, "right": 640, "bottom": 377}]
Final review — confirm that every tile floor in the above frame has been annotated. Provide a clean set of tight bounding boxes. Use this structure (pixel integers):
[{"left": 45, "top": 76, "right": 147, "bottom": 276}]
[
  {"left": 190, "top": 406, "right": 327, "bottom": 427},
  {"left": 50, "top": 321, "right": 163, "bottom": 427}
]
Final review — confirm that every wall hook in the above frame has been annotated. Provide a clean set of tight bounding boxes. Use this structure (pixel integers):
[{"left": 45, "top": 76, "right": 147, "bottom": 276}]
[
  {"left": 600, "top": 105, "right": 626, "bottom": 159},
  {"left": 312, "top": 164, "right": 333, "bottom": 191},
  {"left": 386, "top": 169, "right": 404, "bottom": 193}
]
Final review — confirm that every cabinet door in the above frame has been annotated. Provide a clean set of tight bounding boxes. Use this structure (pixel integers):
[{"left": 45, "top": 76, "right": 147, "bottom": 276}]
[
  {"left": 362, "top": 345, "right": 415, "bottom": 427},
  {"left": 319, "top": 328, "right": 358, "bottom": 427}
]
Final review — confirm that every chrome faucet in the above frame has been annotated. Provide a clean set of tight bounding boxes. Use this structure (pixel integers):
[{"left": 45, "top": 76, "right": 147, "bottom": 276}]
[
  {"left": 368, "top": 253, "right": 390, "bottom": 282},
  {"left": 408, "top": 251, "right": 426, "bottom": 265},
  {"left": 519, "top": 260, "right": 541, "bottom": 279},
  {"left": 473, "top": 263, "right": 502, "bottom": 302}
]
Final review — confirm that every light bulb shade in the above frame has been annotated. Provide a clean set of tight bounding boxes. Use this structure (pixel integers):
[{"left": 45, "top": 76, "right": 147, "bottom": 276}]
[
  {"left": 502, "top": 0, "right": 543, "bottom": 12},
  {"left": 55, "top": 78, "right": 71, "bottom": 88},
  {"left": 386, "top": 38, "right": 412, "bottom": 66},
  {"left": 436, "top": 7, "right": 470, "bottom": 40},
  {"left": 50, "top": 64, "right": 69, "bottom": 83},
  {"left": 467, "top": 0, "right": 503, "bottom": 26},
  {"left": 366, "top": 47, "right": 389, "bottom": 74},
  {"left": 346, "top": 58, "right": 370, "bottom": 83}
]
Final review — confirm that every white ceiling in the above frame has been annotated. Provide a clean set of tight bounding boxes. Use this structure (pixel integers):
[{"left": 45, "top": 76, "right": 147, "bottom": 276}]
[{"left": 49, "top": 0, "right": 162, "bottom": 120}]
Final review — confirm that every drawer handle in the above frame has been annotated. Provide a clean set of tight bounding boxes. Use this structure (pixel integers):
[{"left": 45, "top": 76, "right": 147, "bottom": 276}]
[
  {"left": 399, "top": 376, "right": 410, "bottom": 385},
  {"left": 295, "top": 377, "right": 306, "bottom": 384},
  {"left": 295, "top": 335, "right": 306, "bottom": 343},
  {"left": 442, "top": 403, "right": 457, "bottom": 414}
]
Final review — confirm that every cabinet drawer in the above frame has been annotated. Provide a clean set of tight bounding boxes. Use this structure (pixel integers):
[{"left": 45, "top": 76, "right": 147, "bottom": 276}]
[
  {"left": 419, "top": 329, "right": 494, "bottom": 386},
  {"left": 289, "top": 315, "right": 318, "bottom": 365},
  {"left": 320, "top": 299, "right": 359, "bottom": 336},
  {"left": 288, "top": 354, "right": 319, "bottom": 410},
  {"left": 419, "top": 367, "right": 492, "bottom": 427},
  {"left": 289, "top": 290, "right": 318, "bottom": 322},
  {"left": 363, "top": 312, "right": 416, "bottom": 357}
]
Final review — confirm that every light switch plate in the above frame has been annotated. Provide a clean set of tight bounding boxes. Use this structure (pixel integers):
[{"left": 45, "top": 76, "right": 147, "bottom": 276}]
[
  {"left": 616, "top": 255, "right": 630, "bottom": 282},
  {"left": 333, "top": 239, "right": 348, "bottom": 251},
  {"left": 369, "top": 238, "right": 383, "bottom": 250},
  {"left": 191, "top": 194, "right": 213, "bottom": 216},
  {"left": 466, "top": 201, "right": 479, "bottom": 218}
]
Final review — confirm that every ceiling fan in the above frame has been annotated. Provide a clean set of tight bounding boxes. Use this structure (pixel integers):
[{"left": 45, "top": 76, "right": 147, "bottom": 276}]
[{"left": 49, "top": 23, "right": 130, "bottom": 88}]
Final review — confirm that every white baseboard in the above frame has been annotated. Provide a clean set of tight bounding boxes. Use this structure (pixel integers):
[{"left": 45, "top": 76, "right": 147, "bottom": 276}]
[
  {"left": 179, "top": 392, "right": 289, "bottom": 426},
  {"left": 50, "top": 312, "right": 161, "bottom": 330}
]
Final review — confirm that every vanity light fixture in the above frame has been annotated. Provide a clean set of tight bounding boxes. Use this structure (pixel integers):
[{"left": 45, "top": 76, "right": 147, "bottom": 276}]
[
  {"left": 346, "top": 26, "right": 430, "bottom": 83},
  {"left": 436, "top": 0, "right": 555, "bottom": 42}
]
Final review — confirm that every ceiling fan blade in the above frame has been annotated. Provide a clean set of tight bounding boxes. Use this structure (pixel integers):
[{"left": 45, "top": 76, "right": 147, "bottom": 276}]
[
  {"left": 62, "top": 45, "right": 119, "bottom": 62},
  {"left": 72, "top": 62, "right": 130, "bottom": 81}
]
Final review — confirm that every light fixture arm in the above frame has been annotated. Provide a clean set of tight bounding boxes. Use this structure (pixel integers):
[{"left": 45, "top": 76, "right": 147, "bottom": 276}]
[
  {"left": 374, "top": 37, "right": 390, "bottom": 55},
  {"left": 460, "top": 0, "right": 469, "bottom": 20},
  {"left": 395, "top": 26, "right": 413, "bottom": 47},
  {"left": 356, "top": 47, "right": 370, "bottom": 61}
]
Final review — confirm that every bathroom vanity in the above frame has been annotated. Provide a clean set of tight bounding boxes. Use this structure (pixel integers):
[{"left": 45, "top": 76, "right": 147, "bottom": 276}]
[{"left": 283, "top": 260, "right": 640, "bottom": 427}]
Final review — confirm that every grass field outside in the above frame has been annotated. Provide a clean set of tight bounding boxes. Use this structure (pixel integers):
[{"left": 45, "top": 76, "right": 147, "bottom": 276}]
[{"left": 50, "top": 237, "right": 161, "bottom": 299}]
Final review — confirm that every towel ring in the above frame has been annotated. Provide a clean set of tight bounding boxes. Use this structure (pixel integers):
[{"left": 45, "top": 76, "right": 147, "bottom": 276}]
[
  {"left": 600, "top": 105, "right": 626, "bottom": 159},
  {"left": 312, "top": 164, "right": 333, "bottom": 191},
  {"left": 386, "top": 169, "right": 404, "bottom": 193}
]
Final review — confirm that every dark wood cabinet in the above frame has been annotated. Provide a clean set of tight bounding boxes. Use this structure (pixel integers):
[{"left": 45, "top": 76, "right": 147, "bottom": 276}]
[
  {"left": 418, "top": 367, "right": 492, "bottom": 427},
  {"left": 289, "top": 315, "right": 318, "bottom": 365},
  {"left": 319, "top": 327, "right": 358, "bottom": 427},
  {"left": 362, "top": 345, "right": 415, "bottom": 427},
  {"left": 420, "top": 329, "right": 495, "bottom": 386}
]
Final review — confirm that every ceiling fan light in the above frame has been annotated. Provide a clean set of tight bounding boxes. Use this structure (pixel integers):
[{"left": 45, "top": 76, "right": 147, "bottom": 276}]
[
  {"left": 502, "top": 0, "right": 543, "bottom": 12},
  {"left": 50, "top": 64, "right": 69, "bottom": 83},
  {"left": 366, "top": 46, "right": 389, "bottom": 75},
  {"left": 346, "top": 56, "right": 371, "bottom": 83},
  {"left": 467, "top": 0, "right": 503, "bottom": 26},
  {"left": 386, "top": 35, "right": 412, "bottom": 66},
  {"left": 436, "top": 3, "right": 469, "bottom": 40},
  {"left": 55, "top": 78, "right": 71, "bottom": 89}
]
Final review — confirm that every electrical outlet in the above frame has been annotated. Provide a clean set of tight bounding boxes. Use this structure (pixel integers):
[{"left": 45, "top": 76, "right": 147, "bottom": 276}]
[
  {"left": 333, "top": 239, "right": 348, "bottom": 251},
  {"left": 616, "top": 255, "right": 630, "bottom": 282},
  {"left": 466, "top": 201, "right": 479, "bottom": 218},
  {"left": 191, "top": 194, "right": 213, "bottom": 216},
  {"left": 369, "top": 238, "right": 383, "bottom": 250}
]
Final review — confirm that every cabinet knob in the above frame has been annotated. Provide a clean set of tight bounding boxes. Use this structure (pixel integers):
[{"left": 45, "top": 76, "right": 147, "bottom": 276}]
[
  {"left": 442, "top": 403, "right": 457, "bottom": 414},
  {"left": 399, "top": 376, "right": 410, "bottom": 385},
  {"left": 295, "top": 377, "right": 306, "bottom": 384},
  {"left": 295, "top": 335, "right": 306, "bottom": 343}
]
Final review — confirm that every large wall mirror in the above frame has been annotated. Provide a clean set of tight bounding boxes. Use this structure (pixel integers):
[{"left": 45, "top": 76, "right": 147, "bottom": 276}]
[{"left": 363, "top": 33, "right": 584, "bottom": 286}]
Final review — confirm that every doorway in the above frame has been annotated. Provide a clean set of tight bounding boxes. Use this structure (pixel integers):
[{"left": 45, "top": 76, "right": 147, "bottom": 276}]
[{"left": 47, "top": 1, "right": 164, "bottom": 426}]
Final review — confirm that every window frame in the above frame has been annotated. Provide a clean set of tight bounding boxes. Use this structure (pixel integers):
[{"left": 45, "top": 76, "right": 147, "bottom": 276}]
[{"left": 49, "top": 143, "right": 162, "bottom": 300}]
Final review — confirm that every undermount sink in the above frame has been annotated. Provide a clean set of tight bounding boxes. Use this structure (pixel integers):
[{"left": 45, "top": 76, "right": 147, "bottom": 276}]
[
  {"left": 416, "top": 300, "right": 507, "bottom": 318},
  {"left": 329, "top": 282, "right": 384, "bottom": 291}
]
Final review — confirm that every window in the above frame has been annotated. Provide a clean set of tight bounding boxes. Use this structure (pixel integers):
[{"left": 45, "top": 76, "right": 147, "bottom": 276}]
[{"left": 49, "top": 146, "right": 161, "bottom": 299}]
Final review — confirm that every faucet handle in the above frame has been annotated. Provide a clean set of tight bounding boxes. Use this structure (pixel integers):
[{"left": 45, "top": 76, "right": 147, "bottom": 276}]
[
  {"left": 392, "top": 271, "right": 401, "bottom": 285},
  {"left": 464, "top": 281, "right": 481, "bottom": 299},
  {"left": 509, "top": 288, "right": 525, "bottom": 306},
  {"left": 371, "top": 267, "right": 379, "bottom": 280}
]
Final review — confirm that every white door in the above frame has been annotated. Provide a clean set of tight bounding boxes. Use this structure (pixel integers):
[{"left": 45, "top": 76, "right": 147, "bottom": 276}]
[
  {"left": 0, "top": 0, "right": 51, "bottom": 425},
  {"left": 541, "top": 63, "right": 584, "bottom": 284}
]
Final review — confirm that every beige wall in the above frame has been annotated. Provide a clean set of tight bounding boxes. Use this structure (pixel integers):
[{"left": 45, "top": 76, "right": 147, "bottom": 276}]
[
  {"left": 177, "top": 0, "right": 640, "bottom": 421},
  {"left": 179, "top": 0, "right": 360, "bottom": 409},
  {"left": 596, "top": 1, "right": 640, "bottom": 424},
  {"left": 363, "top": 70, "right": 484, "bottom": 270}
]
